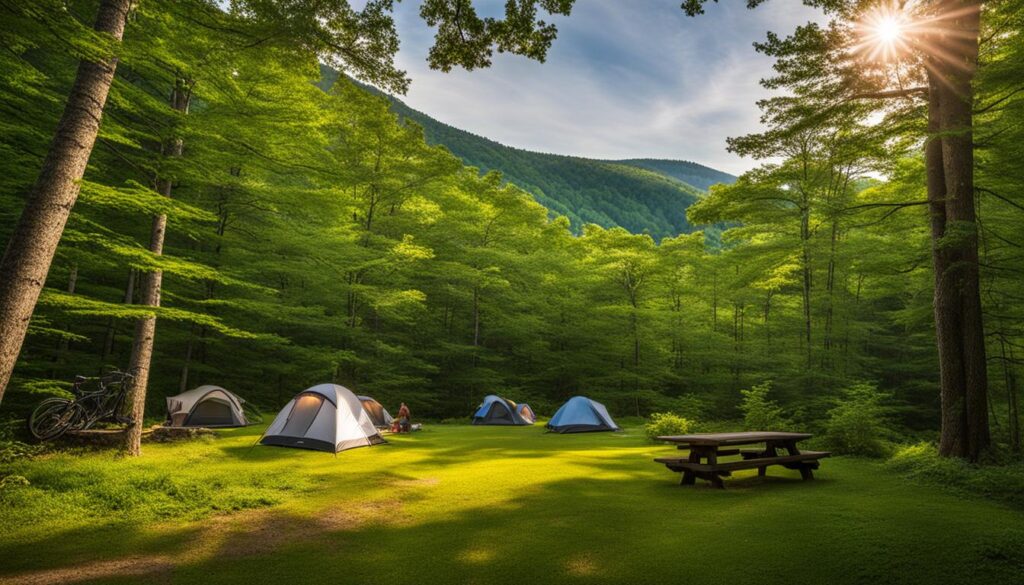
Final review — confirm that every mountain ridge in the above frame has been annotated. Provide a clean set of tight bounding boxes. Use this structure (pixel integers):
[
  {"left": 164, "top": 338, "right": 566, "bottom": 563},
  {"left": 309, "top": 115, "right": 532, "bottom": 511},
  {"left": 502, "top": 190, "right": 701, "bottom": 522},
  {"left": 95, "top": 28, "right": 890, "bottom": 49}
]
[{"left": 322, "top": 67, "right": 736, "bottom": 239}]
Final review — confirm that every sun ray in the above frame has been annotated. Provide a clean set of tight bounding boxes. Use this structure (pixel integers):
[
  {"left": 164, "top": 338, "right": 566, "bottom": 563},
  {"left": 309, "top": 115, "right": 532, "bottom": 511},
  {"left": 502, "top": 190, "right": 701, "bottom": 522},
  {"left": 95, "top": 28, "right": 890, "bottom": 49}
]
[{"left": 855, "top": 2, "right": 914, "bottom": 62}]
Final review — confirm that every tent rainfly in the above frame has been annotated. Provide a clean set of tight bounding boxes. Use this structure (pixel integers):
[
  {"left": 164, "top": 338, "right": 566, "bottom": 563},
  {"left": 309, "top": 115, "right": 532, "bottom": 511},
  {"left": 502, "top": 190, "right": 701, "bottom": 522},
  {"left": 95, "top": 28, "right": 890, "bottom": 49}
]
[
  {"left": 357, "top": 395, "right": 394, "bottom": 429},
  {"left": 546, "top": 396, "right": 620, "bottom": 433},
  {"left": 260, "top": 384, "right": 386, "bottom": 453},
  {"left": 472, "top": 394, "right": 534, "bottom": 426},
  {"left": 165, "top": 385, "right": 250, "bottom": 428}
]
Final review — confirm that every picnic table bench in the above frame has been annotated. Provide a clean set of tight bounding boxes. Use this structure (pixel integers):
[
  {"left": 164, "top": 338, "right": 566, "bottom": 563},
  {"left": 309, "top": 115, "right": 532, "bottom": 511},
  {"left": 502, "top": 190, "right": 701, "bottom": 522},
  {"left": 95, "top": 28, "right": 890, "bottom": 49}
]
[{"left": 654, "top": 432, "right": 830, "bottom": 488}]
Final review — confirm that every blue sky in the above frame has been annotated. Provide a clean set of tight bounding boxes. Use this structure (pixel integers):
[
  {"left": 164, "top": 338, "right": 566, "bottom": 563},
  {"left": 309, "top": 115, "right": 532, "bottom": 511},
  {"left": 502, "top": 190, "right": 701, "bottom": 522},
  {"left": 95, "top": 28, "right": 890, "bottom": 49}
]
[{"left": 385, "top": 1, "right": 824, "bottom": 175}]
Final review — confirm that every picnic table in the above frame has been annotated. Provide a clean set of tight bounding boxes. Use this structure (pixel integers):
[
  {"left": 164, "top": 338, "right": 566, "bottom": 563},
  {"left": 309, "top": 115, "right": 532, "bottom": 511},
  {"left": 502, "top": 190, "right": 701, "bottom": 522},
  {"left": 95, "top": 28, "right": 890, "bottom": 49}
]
[{"left": 654, "top": 432, "right": 830, "bottom": 488}]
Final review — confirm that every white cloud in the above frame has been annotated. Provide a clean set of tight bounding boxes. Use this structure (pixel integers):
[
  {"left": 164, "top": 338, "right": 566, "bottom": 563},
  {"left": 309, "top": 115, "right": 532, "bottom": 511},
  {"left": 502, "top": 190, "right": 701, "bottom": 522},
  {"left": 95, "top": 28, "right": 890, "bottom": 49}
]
[{"left": 385, "top": 0, "right": 824, "bottom": 176}]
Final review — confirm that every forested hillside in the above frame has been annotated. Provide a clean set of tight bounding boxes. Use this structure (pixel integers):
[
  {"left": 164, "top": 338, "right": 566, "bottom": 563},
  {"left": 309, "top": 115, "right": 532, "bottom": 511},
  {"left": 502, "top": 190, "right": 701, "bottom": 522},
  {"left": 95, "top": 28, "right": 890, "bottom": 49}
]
[
  {"left": 321, "top": 67, "right": 732, "bottom": 240},
  {"left": 612, "top": 159, "right": 737, "bottom": 191},
  {"left": 0, "top": 0, "right": 1021, "bottom": 462}
]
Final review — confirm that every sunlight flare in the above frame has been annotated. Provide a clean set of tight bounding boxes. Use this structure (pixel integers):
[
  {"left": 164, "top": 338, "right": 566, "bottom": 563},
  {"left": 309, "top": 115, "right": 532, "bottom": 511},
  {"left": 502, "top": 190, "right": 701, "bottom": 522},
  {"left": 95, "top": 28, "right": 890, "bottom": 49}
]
[{"left": 855, "top": 3, "right": 914, "bottom": 61}]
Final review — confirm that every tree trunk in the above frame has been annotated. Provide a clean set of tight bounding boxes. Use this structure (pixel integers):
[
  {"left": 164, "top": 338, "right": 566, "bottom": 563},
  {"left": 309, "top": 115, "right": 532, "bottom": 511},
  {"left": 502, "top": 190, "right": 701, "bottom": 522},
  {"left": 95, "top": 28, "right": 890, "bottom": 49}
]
[
  {"left": 122, "top": 79, "right": 191, "bottom": 456},
  {"left": 929, "top": 1, "right": 989, "bottom": 461},
  {"left": 800, "top": 203, "right": 812, "bottom": 368},
  {"left": 472, "top": 285, "right": 481, "bottom": 348},
  {"left": 50, "top": 264, "right": 78, "bottom": 378},
  {"left": 102, "top": 268, "right": 136, "bottom": 363},
  {"left": 1003, "top": 339, "right": 1020, "bottom": 453},
  {"left": 711, "top": 270, "right": 718, "bottom": 332},
  {"left": 0, "top": 0, "right": 132, "bottom": 403},
  {"left": 178, "top": 326, "right": 194, "bottom": 394}
]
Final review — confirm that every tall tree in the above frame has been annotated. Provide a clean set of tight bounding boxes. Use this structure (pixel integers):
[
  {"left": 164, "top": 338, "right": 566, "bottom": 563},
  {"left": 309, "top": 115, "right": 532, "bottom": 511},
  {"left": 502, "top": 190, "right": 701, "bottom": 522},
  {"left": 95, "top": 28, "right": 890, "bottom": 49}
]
[
  {"left": 0, "top": 0, "right": 577, "bottom": 408},
  {"left": 0, "top": 0, "right": 132, "bottom": 405},
  {"left": 683, "top": 0, "right": 990, "bottom": 460}
]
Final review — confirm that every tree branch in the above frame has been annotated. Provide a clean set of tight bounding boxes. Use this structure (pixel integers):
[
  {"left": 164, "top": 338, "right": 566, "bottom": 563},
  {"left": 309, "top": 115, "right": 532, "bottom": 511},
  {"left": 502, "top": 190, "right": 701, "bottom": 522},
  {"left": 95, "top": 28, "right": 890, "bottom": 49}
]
[{"left": 847, "top": 86, "right": 928, "bottom": 101}]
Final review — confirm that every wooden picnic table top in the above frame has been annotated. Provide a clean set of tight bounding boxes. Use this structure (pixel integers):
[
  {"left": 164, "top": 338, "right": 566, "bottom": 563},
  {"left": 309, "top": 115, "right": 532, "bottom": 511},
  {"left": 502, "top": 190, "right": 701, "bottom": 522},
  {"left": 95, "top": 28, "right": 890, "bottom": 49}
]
[{"left": 656, "top": 431, "right": 813, "bottom": 447}]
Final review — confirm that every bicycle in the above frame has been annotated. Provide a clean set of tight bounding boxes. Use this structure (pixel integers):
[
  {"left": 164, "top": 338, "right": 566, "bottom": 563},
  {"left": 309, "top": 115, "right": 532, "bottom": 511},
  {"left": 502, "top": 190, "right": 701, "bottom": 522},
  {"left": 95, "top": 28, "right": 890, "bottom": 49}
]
[{"left": 28, "top": 370, "right": 136, "bottom": 442}]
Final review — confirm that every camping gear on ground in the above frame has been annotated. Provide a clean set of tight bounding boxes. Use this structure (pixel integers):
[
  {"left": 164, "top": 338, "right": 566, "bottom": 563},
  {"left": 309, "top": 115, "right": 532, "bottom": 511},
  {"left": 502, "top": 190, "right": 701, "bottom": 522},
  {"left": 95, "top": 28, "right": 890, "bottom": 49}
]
[
  {"left": 546, "top": 396, "right": 620, "bottom": 433},
  {"left": 389, "top": 420, "right": 422, "bottom": 433},
  {"left": 358, "top": 395, "right": 394, "bottom": 429},
  {"left": 472, "top": 394, "right": 534, "bottom": 425},
  {"left": 165, "top": 385, "right": 250, "bottom": 428},
  {"left": 260, "top": 384, "right": 386, "bottom": 453}
]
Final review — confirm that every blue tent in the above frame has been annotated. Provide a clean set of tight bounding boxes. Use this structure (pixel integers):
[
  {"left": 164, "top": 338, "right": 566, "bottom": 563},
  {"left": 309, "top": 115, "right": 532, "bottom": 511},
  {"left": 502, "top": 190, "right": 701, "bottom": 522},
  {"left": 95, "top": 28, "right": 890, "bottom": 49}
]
[
  {"left": 472, "top": 395, "right": 533, "bottom": 425},
  {"left": 546, "top": 396, "right": 620, "bottom": 433}
]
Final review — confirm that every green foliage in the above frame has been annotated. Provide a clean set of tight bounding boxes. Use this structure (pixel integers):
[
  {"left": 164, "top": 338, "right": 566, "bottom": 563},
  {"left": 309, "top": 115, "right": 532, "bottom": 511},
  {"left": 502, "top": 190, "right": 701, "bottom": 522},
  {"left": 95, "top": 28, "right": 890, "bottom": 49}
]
[
  {"left": 823, "top": 382, "right": 894, "bottom": 457},
  {"left": 740, "top": 382, "right": 789, "bottom": 431},
  {"left": 887, "top": 443, "right": 1024, "bottom": 509},
  {"left": 0, "top": 421, "right": 42, "bottom": 466},
  {"left": 418, "top": 0, "right": 575, "bottom": 71},
  {"left": 644, "top": 412, "right": 693, "bottom": 441},
  {"left": 343, "top": 72, "right": 732, "bottom": 241},
  {"left": 2, "top": 0, "right": 1021, "bottom": 447}
]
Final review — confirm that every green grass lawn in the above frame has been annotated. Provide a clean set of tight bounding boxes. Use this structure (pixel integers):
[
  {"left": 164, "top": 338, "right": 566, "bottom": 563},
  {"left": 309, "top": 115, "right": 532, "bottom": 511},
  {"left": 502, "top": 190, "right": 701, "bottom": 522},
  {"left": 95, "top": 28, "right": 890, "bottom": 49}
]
[{"left": 2, "top": 424, "right": 1023, "bottom": 584}]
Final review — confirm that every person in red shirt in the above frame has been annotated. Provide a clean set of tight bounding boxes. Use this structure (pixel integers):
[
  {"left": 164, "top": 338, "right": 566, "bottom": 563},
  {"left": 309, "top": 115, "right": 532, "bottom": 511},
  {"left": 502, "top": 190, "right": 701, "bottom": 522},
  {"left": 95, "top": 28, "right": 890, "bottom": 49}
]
[{"left": 397, "top": 402, "right": 411, "bottom": 433}]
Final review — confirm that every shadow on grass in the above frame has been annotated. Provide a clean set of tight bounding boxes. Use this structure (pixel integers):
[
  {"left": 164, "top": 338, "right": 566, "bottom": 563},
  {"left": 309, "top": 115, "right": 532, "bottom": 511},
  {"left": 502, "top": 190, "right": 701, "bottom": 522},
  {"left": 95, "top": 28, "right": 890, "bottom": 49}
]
[
  {"left": 5, "top": 426, "right": 1022, "bottom": 585},
  {"left": 156, "top": 473, "right": 1013, "bottom": 585}
]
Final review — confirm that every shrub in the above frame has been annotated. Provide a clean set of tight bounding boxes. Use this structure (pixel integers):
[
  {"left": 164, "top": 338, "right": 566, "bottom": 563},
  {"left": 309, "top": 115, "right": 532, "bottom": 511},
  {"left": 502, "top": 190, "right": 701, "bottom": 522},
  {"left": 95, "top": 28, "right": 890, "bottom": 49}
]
[
  {"left": 886, "top": 442, "right": 1024, "bottom": 508},
  {"left": 823, "top": 382, "right": 894, "bottom": 457},
  {"left": 739, "top": 381, "right": 788, "bottom": 431},
  {"left": 644, "top": 412, "right": 692, "bottom": 441},
  {"left": 0, "top": 420, "right": 42, "bottom": 464}
]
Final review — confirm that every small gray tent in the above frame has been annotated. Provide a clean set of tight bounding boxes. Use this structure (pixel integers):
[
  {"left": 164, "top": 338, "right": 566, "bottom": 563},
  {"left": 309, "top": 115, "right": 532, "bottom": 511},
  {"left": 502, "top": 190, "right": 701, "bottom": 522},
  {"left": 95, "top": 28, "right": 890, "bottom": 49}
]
[
  {"left": 546, "top": 396, "right": 619, "bottom": 433},
  {"left": 260, "top": 384, "right": 386, "bottom": 453},
  {"left": 358, "top": 395, "right": 394, "bottom": 429},
  {"left": 517, "top": 403, "right": 537, "bottom": 424},
  {"left": 472, "top": 395, "right": 533, "bottom": 425},
  {"left": 165, "top": 385, "right": 250, "bottom": 428}
]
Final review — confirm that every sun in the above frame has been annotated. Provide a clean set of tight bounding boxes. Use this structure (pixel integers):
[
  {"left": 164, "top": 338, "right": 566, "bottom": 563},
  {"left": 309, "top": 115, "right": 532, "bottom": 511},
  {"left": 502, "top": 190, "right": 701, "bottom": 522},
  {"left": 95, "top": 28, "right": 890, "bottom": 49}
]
[
  {"left": 855, "top": 4, "right": 914, "bottom": 62},
  {"left": 875, "top": 16, "right": 904, "bottom": 44}
]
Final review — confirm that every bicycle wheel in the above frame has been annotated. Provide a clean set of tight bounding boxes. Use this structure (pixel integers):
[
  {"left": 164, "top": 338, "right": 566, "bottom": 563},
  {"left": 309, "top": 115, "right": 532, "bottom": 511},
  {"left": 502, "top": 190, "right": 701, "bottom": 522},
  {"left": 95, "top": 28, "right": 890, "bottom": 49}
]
[{"left": 28, "top": 398, "right": 78, "bottom": 441}]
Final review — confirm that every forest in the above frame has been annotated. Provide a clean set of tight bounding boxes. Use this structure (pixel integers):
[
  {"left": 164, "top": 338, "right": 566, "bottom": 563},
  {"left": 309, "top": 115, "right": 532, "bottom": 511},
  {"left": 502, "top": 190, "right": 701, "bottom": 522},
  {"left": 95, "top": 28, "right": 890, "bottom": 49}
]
[
  {"left": 358, "top": 74, "right": 731, "bottom": 239},
  {"left": 1, "top": 1, "right": 1024, "bottom": 583},
  {"left": 0, "top": 0, "right": 1022, "bottom": 457}
]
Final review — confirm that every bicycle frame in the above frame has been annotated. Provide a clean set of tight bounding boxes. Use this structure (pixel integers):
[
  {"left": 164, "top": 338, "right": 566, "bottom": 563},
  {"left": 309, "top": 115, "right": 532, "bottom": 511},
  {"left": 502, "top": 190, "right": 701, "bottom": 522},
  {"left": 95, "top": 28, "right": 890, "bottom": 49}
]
[{"left": 69, "top": 372, "right": 134, "bottom": 429}]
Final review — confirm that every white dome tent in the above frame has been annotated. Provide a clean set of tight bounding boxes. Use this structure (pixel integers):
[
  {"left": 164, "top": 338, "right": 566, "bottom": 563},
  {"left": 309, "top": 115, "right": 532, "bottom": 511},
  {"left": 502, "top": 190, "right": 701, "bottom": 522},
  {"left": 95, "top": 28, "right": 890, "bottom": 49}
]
[
  {"left": 260, "top": 384, "right": 386, "bottom": 453},
  {"left": 165, "top": 385, "right": 250, "bottom": 428}
]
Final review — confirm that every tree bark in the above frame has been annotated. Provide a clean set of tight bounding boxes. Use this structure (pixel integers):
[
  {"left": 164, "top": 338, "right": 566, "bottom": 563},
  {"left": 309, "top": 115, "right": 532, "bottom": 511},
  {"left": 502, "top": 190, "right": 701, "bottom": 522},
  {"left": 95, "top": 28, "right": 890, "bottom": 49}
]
[
  {"left": 927, "top": 68, "right": 967, "bottom": 459},
  {"left": 800, "top": 201, "right": 813, "bottom": 368},
  {"left": 102, "top": 268, "right": 136, "bottom": 363},
  {"left": 929, "top": 0, "right": 989, "bottom": 461},
  {"left": 178, "top": 327, "right": 194, "bottom": 394},
  {"left": 472, "top": 285, "right": 481, "bottom": 348},
  {"left": 1002, "top": 339, "right": 1020, "bottom": 453},
  {"left": 50, "top": 264, "right": 78, "bottom": 378},
  {"left": 0, "top": 0, "right": 132, "bottom": 404},
  {"left": 122, "top": 79, "right": 191, "bottom": 456}
]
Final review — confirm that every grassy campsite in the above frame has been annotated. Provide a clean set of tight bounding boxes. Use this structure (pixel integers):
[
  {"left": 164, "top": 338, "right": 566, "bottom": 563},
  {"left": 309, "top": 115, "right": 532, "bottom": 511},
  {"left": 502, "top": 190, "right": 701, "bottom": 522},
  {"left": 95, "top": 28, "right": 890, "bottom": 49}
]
[
  {"left": 2, "top": 424, "right": 1024, "bottom": 585},
  {"left": 3, "top": 0, "right": 1024, "bottom": 583}
]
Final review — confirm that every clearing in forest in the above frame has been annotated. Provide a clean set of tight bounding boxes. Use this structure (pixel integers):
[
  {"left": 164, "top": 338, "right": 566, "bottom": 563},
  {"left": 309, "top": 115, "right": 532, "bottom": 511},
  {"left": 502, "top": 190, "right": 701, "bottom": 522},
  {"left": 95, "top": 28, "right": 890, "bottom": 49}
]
[{"left": 0, "top": 425, "right": 1022, "bottom": 584}]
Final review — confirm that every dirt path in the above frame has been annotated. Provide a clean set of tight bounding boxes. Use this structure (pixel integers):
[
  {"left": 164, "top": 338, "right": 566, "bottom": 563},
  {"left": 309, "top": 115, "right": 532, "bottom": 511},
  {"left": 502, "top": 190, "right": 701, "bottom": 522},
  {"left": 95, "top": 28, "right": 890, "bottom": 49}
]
[
  {"left": 0, "top": 494, "right": 414, "bottom": 584},
  {"left": 0, "top": 555, "right": 176, "bottom": 585}
]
